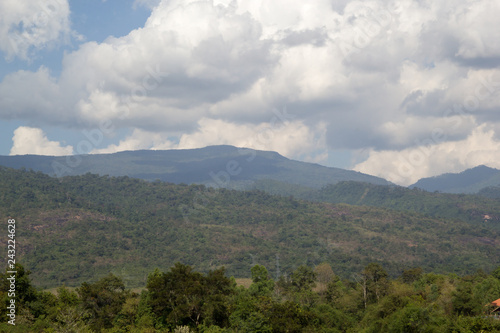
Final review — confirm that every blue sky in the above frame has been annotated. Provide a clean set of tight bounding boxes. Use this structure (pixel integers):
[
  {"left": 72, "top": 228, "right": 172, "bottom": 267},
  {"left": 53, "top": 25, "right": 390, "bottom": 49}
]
[
  {"left": 1, "top": 0, "right": 500, "bottom": 185},
  {"left": 0, "top": 0, "right": 151, "bottom": 158}
]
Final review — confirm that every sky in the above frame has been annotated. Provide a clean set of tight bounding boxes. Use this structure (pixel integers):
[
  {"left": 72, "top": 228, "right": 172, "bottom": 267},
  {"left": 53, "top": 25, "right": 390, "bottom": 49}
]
[{"left": 1, "top": 0, "right": 500, "bottom": 186}]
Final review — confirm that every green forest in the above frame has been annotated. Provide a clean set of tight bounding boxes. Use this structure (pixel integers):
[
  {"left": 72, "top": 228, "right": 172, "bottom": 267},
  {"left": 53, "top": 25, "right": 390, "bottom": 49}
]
[
  {"left": 1, "top": 262, "right": 500, "bottom": 332},
  {"left": 0, "top": 166, "right": 500, "bottom": 331}
]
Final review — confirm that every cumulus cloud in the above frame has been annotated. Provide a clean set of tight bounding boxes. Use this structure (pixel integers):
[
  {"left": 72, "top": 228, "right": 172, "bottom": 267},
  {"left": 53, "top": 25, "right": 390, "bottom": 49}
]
[
  {"left": 91, "top": 128, "right": 176, "bottom": 154},
  {"left": 10, "top": 126, "right": 73, "bottom": 156},
  {"left": 0, "top": 67, "right": 68, "bottom": 123},
  {"left": 354, "top": 125, "right": 500, "bottom": 186},
  {"left": 0, "top": 0, "right": 72, "bottom": 61},
  {"left": 94, "top": 117, "right": 328, "bottom": 162},
  {"left": 1, "top": 0, "right": 500, "bottom": 180},
  {"left": 177, "top": 118, "right": 327, "bottom": 161}
]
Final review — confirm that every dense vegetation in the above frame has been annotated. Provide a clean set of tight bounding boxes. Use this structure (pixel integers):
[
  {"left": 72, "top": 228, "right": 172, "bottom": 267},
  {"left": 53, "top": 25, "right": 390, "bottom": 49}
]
[
  {"left": 478, "top": 186, "right": 500, "bottom": 199},
  {"left": 1, "top": 167, "right": 500, "bottom": 289},
  {"left": 1, "top": 262, "right": 500, "bottom": 332},
  {"left": 410, "top": 165, "right": 500, "bottom": 194},
  {"left": 302, "top": 181, "right": 500, "bottom": 222}
]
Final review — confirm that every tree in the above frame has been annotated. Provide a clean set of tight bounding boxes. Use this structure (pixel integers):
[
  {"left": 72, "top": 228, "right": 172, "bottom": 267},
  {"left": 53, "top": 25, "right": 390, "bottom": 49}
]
[
  {"left": 147, "top": 263, "right": 234, "bottom": 329},
  {"left": 201, "top": 267, "right": 234, "bottom": 327},
  {"left": 289, "top": 265, "right": 318, "bottom": 307},
  {"left": 401, "top": 267, "right": 423, "bottom": 284},
  {"left": 248, "top": 265, "right": 274, "bottom": 297},
  {"left": 314, "top": 263, "right": 335, "bottom": 295},
  {"left": 0, "top": 263, "right": 40, "bottom": 324},
  {"left": 363, "top": 263, "right": 389, "bottom": 303},
  {"left": 315, "top": 263, "right": 335, "bottom": 285},
  {"left": 385, "top": 303, "right": 441, "bottom": 333},
  {"left": 452, "top": 281, "right": 481, "bottom": 316},
  {"left": 147, "top": 263, "right": 204, "bottom": 328},
  {"left": 355, "top": 263, "right": 390, "bottom": 308},
  {"left": 492, "top": 266, "right": 500, "bottom": 280},
  {"left": 291, "top": 265, "right": 317, "bottom": 293},
  {"left": 77, "top": 273, "right": 128, "bottom": 330},
  {"left": 266, "top": 301, "right": 315, "bottom": 333},
  {"left": 325, "top": 275, "right": 344, "bottom": 305}
]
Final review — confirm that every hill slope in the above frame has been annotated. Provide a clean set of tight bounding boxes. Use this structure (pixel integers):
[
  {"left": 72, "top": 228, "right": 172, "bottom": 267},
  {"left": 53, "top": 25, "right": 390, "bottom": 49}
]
[
  {"left": 302, "top": 181, "right": 500, "bottom": 223},
  {"left": 0, "top": 145, "right": 391, "bottom": 189},
  {"left": 410, "top": 165, "right": 500, "bottom": 193},
  {"left": 1, "top": 167, "right": 499, "bottom": 289}
]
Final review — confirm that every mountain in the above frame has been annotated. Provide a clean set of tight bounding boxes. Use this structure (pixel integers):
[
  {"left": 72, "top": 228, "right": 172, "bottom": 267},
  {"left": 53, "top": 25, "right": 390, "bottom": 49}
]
[
  {"left": 1, "top": 167, "right": 499, "bottom": 289},
  {"left": 410, "top": 165, "right": 500, "bottom": 194},
  {"left": 302, "top": 181, "right": 500, "bottom": 222},
  {"left": 478, "top": 185, "right": 500, "bottom": 199},
  {"left": 0, "top": 145, "right": 391, "bottom": 189}
]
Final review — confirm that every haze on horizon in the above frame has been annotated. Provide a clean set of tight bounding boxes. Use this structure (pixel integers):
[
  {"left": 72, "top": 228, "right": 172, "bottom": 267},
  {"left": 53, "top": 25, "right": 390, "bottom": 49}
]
[{"left": 1, "top": 0, "right": 500, "bottom": 186}]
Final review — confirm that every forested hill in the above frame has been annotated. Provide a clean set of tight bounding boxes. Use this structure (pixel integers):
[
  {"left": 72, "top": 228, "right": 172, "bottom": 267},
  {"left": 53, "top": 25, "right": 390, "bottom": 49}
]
[
  {"left": 302, "top": 181, "right": 500, "bottom": 223},
  {"left": 1, "top": 166, "right": 499, "bottom": 289},
  {"left": 0, "top": 145, "right": 391, "bottom": 188},
  {"left": 410, "top": 165, "right": 500, "bottom": 193}
]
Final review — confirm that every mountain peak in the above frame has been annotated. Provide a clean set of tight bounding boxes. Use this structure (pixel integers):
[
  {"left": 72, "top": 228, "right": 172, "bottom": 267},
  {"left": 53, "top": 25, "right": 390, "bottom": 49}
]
[
  {"left": 0, "top": 146, "right": 390, "bottom": 189},
  {"left": 410, "top": 165, "right": 500, "bottom": 193}
]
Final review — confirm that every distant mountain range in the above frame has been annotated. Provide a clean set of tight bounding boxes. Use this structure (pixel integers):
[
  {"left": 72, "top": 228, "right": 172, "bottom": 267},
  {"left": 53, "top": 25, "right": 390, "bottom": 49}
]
[
  {"left": 1, "top": 148, "right": 500, "bottom": 288},
  {"left": 0, "top": 145, "right": 391, "bottom": 189},
  {"left": 2, "top": 146, "right": 500, "bottom": 196},
  {"left": 410, "top": 165, "right": 500, "bottom": 194}
]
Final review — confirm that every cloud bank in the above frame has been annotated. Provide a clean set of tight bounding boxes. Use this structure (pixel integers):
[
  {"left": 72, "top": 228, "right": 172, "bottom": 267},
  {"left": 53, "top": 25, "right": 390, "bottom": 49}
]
[
  {"left": 10, "top": 126, "right": 73, "bottom": 156},
  {"left": 1, "top": 0, "right": 500, "bottom": 184},
  {"left": 0, "top": 0, "right": 72, "bottom": 61}
]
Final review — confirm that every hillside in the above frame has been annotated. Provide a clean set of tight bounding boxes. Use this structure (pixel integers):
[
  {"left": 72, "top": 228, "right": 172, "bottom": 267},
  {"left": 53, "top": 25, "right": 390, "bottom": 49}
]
[
  {"left": 1, "top": 167, "right": 499, "bottom": 289},
  {"left": 0, "top": 145, "right": 391, "bottom": 189},
  {"left": 478, "top": 185, "right": 500, "bottom": 199},
  {"left": 303, "top": 181, "right": 500, "bottom": 223},
  {"left": 410, "top": 165, "right": 500, "bottom": 193}
]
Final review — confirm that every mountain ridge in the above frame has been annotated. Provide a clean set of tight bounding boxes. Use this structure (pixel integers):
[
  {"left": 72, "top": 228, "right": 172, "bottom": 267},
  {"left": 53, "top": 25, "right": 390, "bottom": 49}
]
[
  {"left": 410, "top": 165, "right": 500, "bottom": 193},
  {"left": 0, "top": 145, "right": 391, "bottom": 189}
]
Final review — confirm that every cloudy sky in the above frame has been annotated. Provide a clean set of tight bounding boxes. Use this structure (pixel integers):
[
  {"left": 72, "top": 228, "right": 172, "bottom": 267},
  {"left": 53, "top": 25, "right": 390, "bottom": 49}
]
[{"left": 1, "top": 0, "right": 500, "bottom": 185}]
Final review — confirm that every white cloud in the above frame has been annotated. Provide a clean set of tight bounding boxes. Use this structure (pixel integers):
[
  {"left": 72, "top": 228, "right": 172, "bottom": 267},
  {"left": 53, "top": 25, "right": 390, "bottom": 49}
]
[
  {"left": 452, "top": 0, "right": 500, "bottom": 59},
  {"left": 354, "top": 125, "right": 500, "bottom": 186},
  {"left": 10, "top": 126, "right": 73, "bottom": 156},
  {"left": 91, "top": 128, "right": 175, "bottom": 154},
  {"left": 177, "top": 118, "right": 327, "bottom": 161},
  {"left": 93, "top": 117, "right": 328, "bottom": 163},
  {"left": 376, "top": 115, "right": 477, "bottom": 149},
  {"left": 1, "top": 0, "right": 500, "bottom": 179},
  {"left": 0, "top": 0, "right": 71, "bottom": 61},
  {"left": 0, "top": 67, "right": 67, "bottom": 122}
]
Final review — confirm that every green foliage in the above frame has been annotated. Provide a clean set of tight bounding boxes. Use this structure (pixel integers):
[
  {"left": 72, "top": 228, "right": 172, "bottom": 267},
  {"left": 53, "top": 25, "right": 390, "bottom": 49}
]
[
  {"left": 248, "top": 265, "right": 274, "bottom": 297},
  {"left": 147, "top": 263, "right": 233, "bottom": 329},
  {"left": 383, "top": 303, "right": 443, "bottom": 333},
  {"left": 0, "top": 263, "right": 42, "bottom": 326},
  {"left": 77, "top": 273, "right": 129, "bottom": 331},
  {"left": 478, "top": 185, "right": 500, "bottom": 199},
  {"left": 1, "top": 167, "right": 500, "bottom": 289},
  {"left": 363, "top": 263, "right": 390, "bottom": 304},
  {"left": 447, "top": 315, "right": 500, "bottom": 332},
  {"left": 2, "top": 167, "right": 500, "bottom": 331},
  {"left": 452, "top": 281, "right": 481, "bottom": 316},
  {"left": 0, "top": 261, "right": 498, "bottom": 332},
  {"left": 291, "top": 265, "right": 317, "bottom": 293},
  {"left": 401, "top": 267, "right": 423, "bottom": 284},
  {"left": 266, "top": 300, "right": 315, "bottom": 332},
  {"left": 307, "top": 181, "right": 500, "bottom": 224},
  {"left": 492, "top": 266, "right": 500, "bottom": 280}
]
